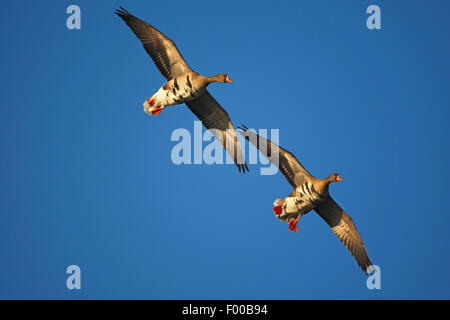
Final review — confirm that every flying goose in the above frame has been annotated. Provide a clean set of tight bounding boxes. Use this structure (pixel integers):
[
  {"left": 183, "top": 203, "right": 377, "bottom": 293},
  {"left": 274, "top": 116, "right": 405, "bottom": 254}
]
[
  {"left": 238, "top": 125, "right": 372, "bottom": 273},
  {"left": 115, "top": 7, "right": 248, "bottom": 173}
]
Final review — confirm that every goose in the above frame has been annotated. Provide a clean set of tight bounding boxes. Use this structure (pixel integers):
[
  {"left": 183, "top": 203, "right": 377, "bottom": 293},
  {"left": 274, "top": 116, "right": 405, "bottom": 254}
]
[
  {"left": 115, "top": 7, "right": 248, "bottom": 173},
  {"left": 238, "top": 125, "right": 372, "bottom": 273}
]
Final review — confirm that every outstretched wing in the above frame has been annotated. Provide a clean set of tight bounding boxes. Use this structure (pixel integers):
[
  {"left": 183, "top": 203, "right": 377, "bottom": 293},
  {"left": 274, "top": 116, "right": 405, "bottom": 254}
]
[
  {"left": 238, "top": 125, "right": 311, "bottom": 187},
  {"left": 186, "top": 91, "right": 248, "bottom": 173},
  {"left": 115, "top": 7, "right": 191, "bottom": 80},
  {"left": 315, "top": 196, "right": 372, "bottom": 273}
]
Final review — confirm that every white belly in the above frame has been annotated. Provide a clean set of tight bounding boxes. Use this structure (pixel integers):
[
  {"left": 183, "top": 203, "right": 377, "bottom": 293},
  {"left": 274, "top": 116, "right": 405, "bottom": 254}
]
[{"left": 149, "top": 76, "right": 204, "bottom": 107}]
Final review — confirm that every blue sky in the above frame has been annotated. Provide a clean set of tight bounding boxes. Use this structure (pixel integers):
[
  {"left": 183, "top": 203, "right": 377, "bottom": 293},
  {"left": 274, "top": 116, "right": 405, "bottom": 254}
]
[{"left": 0, "top": 0, "right": 449, "bottom": 299}]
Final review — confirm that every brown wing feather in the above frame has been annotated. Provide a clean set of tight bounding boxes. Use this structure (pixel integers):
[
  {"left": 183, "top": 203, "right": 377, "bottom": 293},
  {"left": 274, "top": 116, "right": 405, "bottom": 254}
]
[
  {"left": 237, "top": 126, "right": 311, "bottom": 187},
  {"left": 315, "top": 196, "right": 372, "bottom": 273},
  {"left": 185, "top": 91, "right": 248, "bottom": 173},
  {"left": 115, "top": 7, "right": 191, "bottom": 80}
]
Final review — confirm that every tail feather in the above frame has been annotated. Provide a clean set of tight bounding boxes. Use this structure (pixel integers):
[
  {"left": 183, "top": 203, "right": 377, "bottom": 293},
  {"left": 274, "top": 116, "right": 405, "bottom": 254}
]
[
  {"left": 273, "top": 198, "right": 285, "bottom": 207},
  {"left": 273, "top": 197, "right": 299, "bottom": 224}
]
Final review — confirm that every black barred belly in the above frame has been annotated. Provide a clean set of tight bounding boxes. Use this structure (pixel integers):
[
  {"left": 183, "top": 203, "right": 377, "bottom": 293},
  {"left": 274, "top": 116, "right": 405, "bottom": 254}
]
[
  {"left": 164, "top": 76, "right": 204, "bottom": 105},
  {"left": 294, "top": 182, "right": 323, "bottom": 213}
]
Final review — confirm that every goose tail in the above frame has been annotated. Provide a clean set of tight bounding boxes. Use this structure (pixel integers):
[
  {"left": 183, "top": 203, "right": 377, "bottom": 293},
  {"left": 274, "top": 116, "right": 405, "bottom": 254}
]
[{"left": 143, "top": 96, "right": 164, "bottom": 116}]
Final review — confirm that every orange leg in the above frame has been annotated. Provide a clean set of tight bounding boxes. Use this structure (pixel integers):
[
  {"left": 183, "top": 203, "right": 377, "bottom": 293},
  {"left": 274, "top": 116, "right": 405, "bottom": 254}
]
[
  {"left": 152, "top": 106, "right": 164, "bottom": 116},
  {"left": 289, "top": 214, "right": 302, "bottom": 232}
]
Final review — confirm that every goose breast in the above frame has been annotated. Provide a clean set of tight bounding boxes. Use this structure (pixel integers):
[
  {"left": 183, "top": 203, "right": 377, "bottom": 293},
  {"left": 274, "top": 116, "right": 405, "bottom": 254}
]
[
  {"left": 154, "top": 73, "right": 205, "bottom": 106},
  {"left": 293, "top": 181, "right": 325, "bottom": 213}
]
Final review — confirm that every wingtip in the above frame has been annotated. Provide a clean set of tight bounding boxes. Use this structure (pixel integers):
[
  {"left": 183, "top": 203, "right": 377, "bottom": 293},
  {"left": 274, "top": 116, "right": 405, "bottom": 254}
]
[
  {"left": 237, "top": 125, "right": 252, "bottom": 142},
  {"left": 237, "top": 163, "right": 250, "bottom": 174},
  {"left": 114, "top": 6, "right": 131, "bottom": 18},
  {"left": 363, "top": 259, "right": 374, "bottom": 275},
  {"left": 114, "top": 9, "right": 125, "bottom": 17},
  {"left": 237, "top": 124, "right": 249, "bottom": 133}
]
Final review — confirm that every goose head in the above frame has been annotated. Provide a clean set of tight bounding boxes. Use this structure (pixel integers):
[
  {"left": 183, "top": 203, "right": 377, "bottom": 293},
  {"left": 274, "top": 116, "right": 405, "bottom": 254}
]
[
  {"left": 209, "top": 73, "right": 232, "bottom": 83},
  {"left": 327, "top": 173, "right": 343, "bottom": 183}
]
